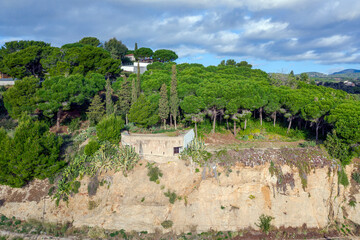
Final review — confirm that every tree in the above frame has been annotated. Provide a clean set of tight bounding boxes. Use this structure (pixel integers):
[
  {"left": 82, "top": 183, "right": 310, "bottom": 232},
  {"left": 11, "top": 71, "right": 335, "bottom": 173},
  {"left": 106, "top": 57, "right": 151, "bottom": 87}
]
[
  {"left": 79, "top": 37, "right": 101, "bottom": 47},
  {"left": 38, "top": 74, "right": 106, "bottom": 129},
  {"left": 97, "top": 58, "right": 122, "bottom": 80},
  {"left": 134, "top": 47, "right": 153, "bottom": 60},
  {"left": 128, "top": 94, "right": 159, "bottom": 128},
  {"left": 105, "top": 78, "right": 114, "bottom": 115},
  {"left": 153, "top": 49, "right": 178, "bottom": 62},
  {"left": 96, "top": 114, "right": 124, "bottom": 144},
  {"left": 236, "top": 61, "right": 252, "bottom": 68},
  {"left": 0, "top": 117, "right": 64, "bottom": 188},
  {"left": 87, "top": 95, "right": 105, "bottom": 125},
  {"left": 159, "top": 83, "right": 169, "bottom": 128},
  {"left": 181, "top": 95, "right": 205, "bottom": 137},
  {"left": 197, "top": 80, "right": 226, "bottom": 133},
  {"left": 226, "top": 98, "right": 241, "bottom": 136},
  {"left": 117, "top": 76, "right": 131, "bottom": 125},
  {"left": 301, "top": 98, "right": 333, "bottom": 141},
  {"left": 1, "top": 46, "right": 47, "bottom": 79},
  {"left": 170, "top": 65, "right": 179, "bottom": 129},
  {"left": 131, "top": 76, "right": 137, "bottom": 105},
  {"left": 264, "top": 89, "right": 281, "bottom": 127},
  {"left": 225, "top": 59, "right": 236, "bottom": 66},
  {"left": 104, "top": 38, "right": 128, "bottom": 59},
  {"left": 2, "top": 76, "right": 39, "bottom": 119}
]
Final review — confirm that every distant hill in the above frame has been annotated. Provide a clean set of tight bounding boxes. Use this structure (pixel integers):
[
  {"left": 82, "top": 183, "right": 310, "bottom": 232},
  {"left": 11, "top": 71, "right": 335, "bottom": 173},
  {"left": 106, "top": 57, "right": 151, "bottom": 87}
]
[
  {"left": 304, "top": 72, "right": 327, "bottom": 78},
  {"left": 330, "top": 69, "right": 360, "bottom": 75}
]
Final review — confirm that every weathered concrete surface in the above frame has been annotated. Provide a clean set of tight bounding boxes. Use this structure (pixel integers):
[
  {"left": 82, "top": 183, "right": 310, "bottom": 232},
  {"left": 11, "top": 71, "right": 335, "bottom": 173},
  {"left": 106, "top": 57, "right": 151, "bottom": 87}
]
[{"left": 0, "top": 159, "right": 359, "bottom": 234}]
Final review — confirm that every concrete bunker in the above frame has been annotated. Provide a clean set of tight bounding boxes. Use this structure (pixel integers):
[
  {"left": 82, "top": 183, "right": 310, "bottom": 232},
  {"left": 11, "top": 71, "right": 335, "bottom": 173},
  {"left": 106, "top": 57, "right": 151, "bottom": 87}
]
[{"left": 121, "top": 129, "right": 195, "bottom": 163}]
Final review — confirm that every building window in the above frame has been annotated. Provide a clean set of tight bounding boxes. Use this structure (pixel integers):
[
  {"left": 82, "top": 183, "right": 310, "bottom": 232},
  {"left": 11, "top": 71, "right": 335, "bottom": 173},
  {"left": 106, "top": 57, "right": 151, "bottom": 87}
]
[{"left": 174, "top": 147, "right": 181, "bottom": 155}]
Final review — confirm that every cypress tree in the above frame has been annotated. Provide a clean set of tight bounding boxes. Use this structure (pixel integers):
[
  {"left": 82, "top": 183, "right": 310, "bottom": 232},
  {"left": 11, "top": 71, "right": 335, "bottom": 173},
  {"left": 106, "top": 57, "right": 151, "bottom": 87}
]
[
  {"left": 87, "top": 95, "right": 105, "bottom": 125},
  {"left": 118, "top": 75, "right": 131, "bottom": 125},
  {"left": 131, "top": 76, "right": 137, "bottom": 106},
  {"left": 137, "top": 61, "right": 141, "bottom": 96},
  {"left": 170, "top": 65, "right": 179, "bottom": 129},
  {"left": 105, "top": 78, "right": 114, "bottom": 115},
  {"left": 159, "top": 83, "right": 169, "bottom": 129}
]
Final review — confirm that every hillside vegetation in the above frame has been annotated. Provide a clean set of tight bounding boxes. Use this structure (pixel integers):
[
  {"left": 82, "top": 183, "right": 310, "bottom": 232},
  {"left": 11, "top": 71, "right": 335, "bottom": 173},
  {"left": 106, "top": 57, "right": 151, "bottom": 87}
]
[{"left": 0, "top": 38, "right": 359, "bottom": 192}]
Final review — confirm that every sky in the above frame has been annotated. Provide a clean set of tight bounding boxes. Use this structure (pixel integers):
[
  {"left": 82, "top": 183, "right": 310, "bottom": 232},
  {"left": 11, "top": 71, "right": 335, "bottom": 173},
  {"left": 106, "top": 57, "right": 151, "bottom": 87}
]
[{"left": 1, "top": 0, "right": 360, "bottom": 74}]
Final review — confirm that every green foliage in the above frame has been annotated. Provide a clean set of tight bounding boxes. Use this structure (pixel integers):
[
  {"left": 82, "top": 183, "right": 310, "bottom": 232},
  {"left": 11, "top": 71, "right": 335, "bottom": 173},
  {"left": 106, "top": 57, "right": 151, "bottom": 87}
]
[
  {"left": 38, "top": 74, "right": 106, "bottom": 120},
  {"left": 164, "top": 189, "right": 179, "bottom": 204},
  {"left": 116, "top": 76, "right": 131, "bottom": 119},
  {"left": 159, "top": 83, "right": 169, "bottom": 125},
  {"left": 352, "top": 172, "right": 360, "bottom": 184},
  {"left": 153, "top": 49, "right": 178, "bottom": 62},
  {"left": 134, "top": 47, "right": 153, "bottom": 59},
  {"left": 2, "top": 76, "right": 39, "bottom": 119},
  {"left": 53, "top": 142, "right": 139, "bottom": 203},
  {"left": 128, "top": 94, "right": 159, "bottom": 128},
  {"left": 299, "top": 141, "right": 317, "bottom": 148},
  {"left": 180, "top": 139, "right": 211, "bottom": 166},
  {"left": 146, "top": 162, "right": 163, "bottom": 182},
  {"left": 255, "top": 214, "right": 274, "bottom": 234},
  {"left": 325, "top": 131, "right": 352, "bottom": 165},
  {"left": 105, "top": 78, "right": 114, "bottom": 115},
  {"left": 68, "top": 118, "right": 81, "bottom": 133},
  {"left": 79, "top": 37, "right": 101, "bottom": 47},
  {"left": 348, "top": 200, "right": 356, "bottom": 208},
  {"left": 338, "top": 167, "right": 349, "bottom": 187},
  {"left": 84, "top": 139, "right": 100, "bottom": 156},
  {"left": 161, "top": 220, "right": 173, "bottom": 229},
  {"left": 0, "top": 118, "right": 64, "bottom": 187},
  {"left": 87, "top": 95, "right": 105, "bottom": 126},
  {"left": 104, "top": 37, "right": 128, "bottom": 60},
  {"left": 96, "top": 114, "right": 124, "bottom": 144}
]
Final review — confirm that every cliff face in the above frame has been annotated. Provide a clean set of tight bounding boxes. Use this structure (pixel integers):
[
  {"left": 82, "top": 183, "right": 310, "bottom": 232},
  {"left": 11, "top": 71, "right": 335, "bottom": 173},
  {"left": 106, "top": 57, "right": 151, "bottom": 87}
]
[{"left": 0, "top": 155, "right": 359, "bottom": 234}]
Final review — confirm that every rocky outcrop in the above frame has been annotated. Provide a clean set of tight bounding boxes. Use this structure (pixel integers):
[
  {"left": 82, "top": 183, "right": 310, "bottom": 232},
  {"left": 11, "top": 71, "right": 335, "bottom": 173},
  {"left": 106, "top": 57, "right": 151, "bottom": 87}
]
[{"left": 0, "top": 154, "right": 359, "bottom": 234}]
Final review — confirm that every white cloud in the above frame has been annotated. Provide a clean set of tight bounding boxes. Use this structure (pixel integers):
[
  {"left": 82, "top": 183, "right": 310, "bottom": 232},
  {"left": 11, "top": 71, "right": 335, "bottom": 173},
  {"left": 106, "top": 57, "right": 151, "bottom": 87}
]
[
  {"left": 244, "top": 18, "right": 290, "bottom": 39},
  {"left": 314, "top": 35, "right": 351, "bottom": 47},
  {"left": 173, "top": 45, "right": 207, "bottom": 58}
]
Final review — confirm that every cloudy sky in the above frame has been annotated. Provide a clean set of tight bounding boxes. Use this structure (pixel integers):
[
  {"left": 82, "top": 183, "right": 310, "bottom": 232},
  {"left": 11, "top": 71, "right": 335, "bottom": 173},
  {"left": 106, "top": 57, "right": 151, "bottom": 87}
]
[{"left": 1, "top": 0, "right": 359, "bottom": 74}]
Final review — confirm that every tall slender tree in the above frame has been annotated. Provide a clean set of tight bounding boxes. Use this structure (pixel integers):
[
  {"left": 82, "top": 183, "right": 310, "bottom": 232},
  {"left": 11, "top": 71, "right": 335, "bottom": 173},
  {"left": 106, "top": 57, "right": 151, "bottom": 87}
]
[
  {"left": 105, "top": 77, "right": 114, "bottom": 115},
  {"left": 117, "top": 75, "right": 131, "bottom": 125},
  {"left": 131, "top": 76, "right": 137, "bottom": 106},
  {"left": 159, "top": 83, "right": 169, "bottom": 129},
  {"left": 137, "top": 61, "right": 141, "bottom": 96},
  {"left": 170, "top": 65, "right": 179, "bottom": 129},
  {"left": 87, "top": 95, "right": 105, "bottom": 125}
]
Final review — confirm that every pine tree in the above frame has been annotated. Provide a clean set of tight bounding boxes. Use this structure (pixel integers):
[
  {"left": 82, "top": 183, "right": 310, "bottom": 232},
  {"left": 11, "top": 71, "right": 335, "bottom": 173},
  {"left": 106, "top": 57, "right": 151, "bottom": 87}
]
[
  {"left": 131, "top": 76, "right": 137, "bottom": 106},
  {"left": 118, "top": 75, "right": 131, "bottom": 125},
  {"left": 170, "top": 64, "right": 179, "bottom": 129},
  {"left": 105, "top": 78, "right": 114, "bottom": 115},
  {"left": 87, "top": 95, "right": 105, "bottom": 125},
  {"left": 159, "top": 83, "right": 169, "bottom": 129}
]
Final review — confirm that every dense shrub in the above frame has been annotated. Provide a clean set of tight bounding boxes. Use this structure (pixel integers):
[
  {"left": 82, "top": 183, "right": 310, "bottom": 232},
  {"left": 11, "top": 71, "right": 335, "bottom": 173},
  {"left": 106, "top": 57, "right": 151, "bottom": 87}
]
[
  {"left": 325, "top": 131, "right": 352, "bottom": 166},
  {"left": 96, "top": 114, "right": 124, "bottom": 144},
  {"left": 0, "top": 118, "right": 64, "bottom": 187},
  {"left": 84, "top": 139, "right": 100, "bottom": 156}
]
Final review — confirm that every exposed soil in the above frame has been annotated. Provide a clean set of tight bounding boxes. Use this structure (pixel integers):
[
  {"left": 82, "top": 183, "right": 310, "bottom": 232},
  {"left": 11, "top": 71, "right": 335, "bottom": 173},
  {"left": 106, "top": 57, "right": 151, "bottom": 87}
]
[{"left": 1, "top": 179, "right": 51, "bottom": 203}]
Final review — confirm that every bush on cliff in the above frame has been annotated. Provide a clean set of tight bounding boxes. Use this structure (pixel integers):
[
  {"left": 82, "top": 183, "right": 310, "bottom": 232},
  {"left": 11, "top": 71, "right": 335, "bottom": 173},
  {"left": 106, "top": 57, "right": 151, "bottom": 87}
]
[{"left": 0, "top": 117, "right": 64, "bottom": 187}]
